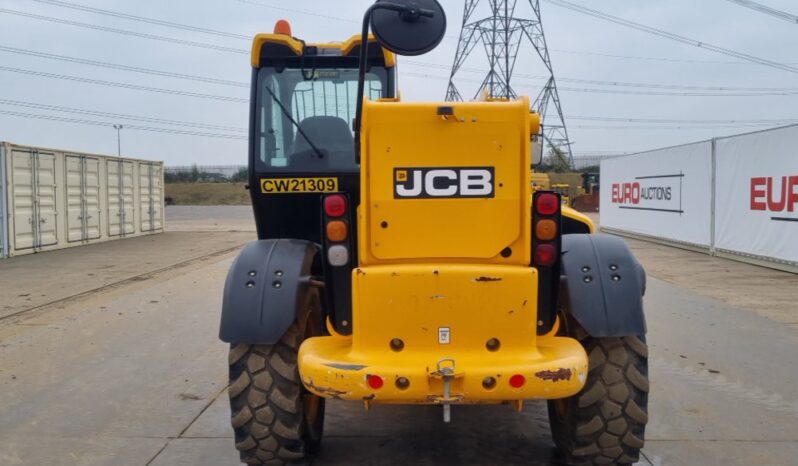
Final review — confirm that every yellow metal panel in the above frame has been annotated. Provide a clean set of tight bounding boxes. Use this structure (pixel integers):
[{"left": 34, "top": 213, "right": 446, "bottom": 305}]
[
  {"left": 358, "top": 98, "right": 532, "bottom": 265},
  {"left": 562, "top": 205, "right": 596, "bottom": 233},
  {"left": 297, "top": 264, "right": 588, "bottom": 403}
]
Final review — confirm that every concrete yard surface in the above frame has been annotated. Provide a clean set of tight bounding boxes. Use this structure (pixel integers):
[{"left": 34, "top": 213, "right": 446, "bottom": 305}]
[{"left": 1, "top": 206, "right": 797, "bottom": 465}]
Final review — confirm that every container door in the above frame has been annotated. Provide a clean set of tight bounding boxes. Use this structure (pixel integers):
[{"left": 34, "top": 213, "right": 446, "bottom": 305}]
[
  {"left": 11, "top": 150, "right": 36, "bottom": 250},
  {"left": 66, "top": 155, "right": 101, "bottom": 242},
  {"left": 34, "top": 151, "right": 58, "bottom": 247},
  {"left": 107, "top": 159, "right": 134, "bottom": 236},
  {"left": 121, "top": 161, "right": 135, "bottom": 235},
  {"left": 84, "top": 157, "right": 101, "bottom": 240},
  {"left": 65, "top": 155, "right": 84, "bottom": 242},
  {"left": 150, "top": 163, "right": 163, "bottom": 230},
  {"left": 10, "top": 149, "right": 57, "bottom": 250},
  {"left": 139, "top": 163, "right": 152, "bottom": 232},
  {"left": 139, "top": 163, "right": 163, "bottom": 232},
  {"left": 0, "top": 147, "right": 7, "bottom": 258}
]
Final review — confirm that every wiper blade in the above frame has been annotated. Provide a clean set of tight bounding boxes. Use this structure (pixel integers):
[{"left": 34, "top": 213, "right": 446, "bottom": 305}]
[{"left": 262, "top": 84, "right": 325, "bottom": 159}]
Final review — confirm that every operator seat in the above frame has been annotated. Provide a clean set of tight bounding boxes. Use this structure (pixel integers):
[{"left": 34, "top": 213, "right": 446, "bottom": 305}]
[{"left": 290, "top": 116, "right": 355, "bottom": 169}]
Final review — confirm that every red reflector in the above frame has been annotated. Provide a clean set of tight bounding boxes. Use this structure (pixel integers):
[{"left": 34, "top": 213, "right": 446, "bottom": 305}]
[
  {"left": 534, "top": 244, "right": 557, "bottom": 267},
  {"left": 324, "top": 195, "right": 346, "bottom": 217},
  {"left": 509, "top": 374, "right": 526, "bottom": 388},
  {"left": 367, "top": 374, "right": 384, "bottom": 389},
  {"left": 536, "top": 193, "right": 559, "bottom": 216}
]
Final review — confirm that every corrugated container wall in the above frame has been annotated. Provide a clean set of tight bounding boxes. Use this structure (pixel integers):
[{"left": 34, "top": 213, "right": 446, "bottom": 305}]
[{"left": 0, "top": 142, "right": 164, "bottom": 258}]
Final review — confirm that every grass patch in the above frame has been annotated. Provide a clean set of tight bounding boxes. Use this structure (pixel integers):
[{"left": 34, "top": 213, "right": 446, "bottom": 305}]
[{"left": 165, "top": 182, "right": 250, "bottom": 205}]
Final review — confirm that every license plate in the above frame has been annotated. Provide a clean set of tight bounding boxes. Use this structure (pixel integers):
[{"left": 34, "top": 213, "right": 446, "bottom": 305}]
[{"left": 260, "top": 177, "right": 339, "bottom": 194}]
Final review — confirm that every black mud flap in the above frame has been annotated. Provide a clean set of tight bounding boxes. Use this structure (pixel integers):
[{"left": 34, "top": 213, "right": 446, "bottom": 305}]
[
  {"left": 219, "top": 239, "right": 318, "bottom": 344},
  {"left": 560, "top": 234, "right": 647, "bottom": 337}
]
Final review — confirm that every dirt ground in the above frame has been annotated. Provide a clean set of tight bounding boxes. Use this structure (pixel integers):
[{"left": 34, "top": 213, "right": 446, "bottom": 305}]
[{"left": 165, "top": 182, "right": 250, "bottom": 205}]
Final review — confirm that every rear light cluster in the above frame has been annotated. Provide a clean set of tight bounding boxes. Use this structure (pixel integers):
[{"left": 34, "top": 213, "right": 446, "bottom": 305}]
[
  {"left": 533, "top": 192, "right": 561, "bottom": 267},
  {"left": 323, "top": 194, "right": 350, "bottom": 267}
]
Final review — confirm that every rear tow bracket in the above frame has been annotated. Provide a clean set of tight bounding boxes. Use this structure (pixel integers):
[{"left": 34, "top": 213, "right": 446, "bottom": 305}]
[{"left": 429, "top": 358, "right": 464, "bottom": 423}]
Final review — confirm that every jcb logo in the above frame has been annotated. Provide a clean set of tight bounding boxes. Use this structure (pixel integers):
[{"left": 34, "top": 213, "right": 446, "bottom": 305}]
[{"left": 394, "top": 167, "right": 495, "bottom": 199}]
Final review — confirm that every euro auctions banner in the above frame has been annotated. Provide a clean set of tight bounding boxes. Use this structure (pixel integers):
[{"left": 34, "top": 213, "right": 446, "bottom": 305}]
[
  {"left": 600, "top": 141, "right": 713, "bottom": 247},
  {"left": 714, "top": 125, "right": 798, "bottom": 264}
]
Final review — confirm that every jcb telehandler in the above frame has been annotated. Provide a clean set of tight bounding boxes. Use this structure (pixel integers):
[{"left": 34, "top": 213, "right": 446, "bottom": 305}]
[{"left": 220, "top": 1, "right": 648, "bottom": 464}]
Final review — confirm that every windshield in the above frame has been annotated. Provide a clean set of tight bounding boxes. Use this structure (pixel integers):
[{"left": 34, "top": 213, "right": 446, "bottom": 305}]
[{"left": 255, "top": 66, "right": 389, "bottom": 172}]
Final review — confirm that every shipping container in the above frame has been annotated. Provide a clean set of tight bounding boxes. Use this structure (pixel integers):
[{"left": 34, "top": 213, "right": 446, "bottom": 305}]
[
  {"left": 0, "top": 144, "right": 7, "bottom": 258},
  {"left": 0, "top": 142, "right": 164, "bottom": 258}
]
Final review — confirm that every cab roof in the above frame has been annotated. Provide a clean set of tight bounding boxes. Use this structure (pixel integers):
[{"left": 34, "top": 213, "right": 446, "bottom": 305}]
[{"left": 251, "top": 33, "right": 397, "bottom": 69}]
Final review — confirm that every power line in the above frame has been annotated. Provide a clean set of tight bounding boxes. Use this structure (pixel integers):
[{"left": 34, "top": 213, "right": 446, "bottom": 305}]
[
  {"left": 0, "top": 45, "right": 248, "bottom": 88},
  {"left": 0, "top": 109, "right": 247, "bottom": 140},
  {"left": 403, "top": 71, "right": 798, "bottom": 96},
  {"left": 0, "top": 98, "right": 247, "bottom": 132},
  {"left": 32, "top": 0, "right": 251, "bottom": 39},
  {"left": 404, "top": 59, "right": 798, "bottom": 92},
  {"left": 0, "top": 65, "right": 247, "bottom": 103},
  {"left": 541, "top": 0, "right": 798, "bottom": 74},
  {"left": 231, "top": 0, "right": 359, "bottom": 24},
  {"left": 568, "top": 115, "right": 798, "bottom": 125},
  {"left": 0, "top": 8, "right": 247, "bottom": 55},
  {"left": 6, "top": 4, "right": 793, "bottom": 71},
  {"left": 7, "top": 43, "right": 791, "bottom": 95},
  {"left": 722, "top": 0, "right": 798, "bottom": 24},
  {"left": 572, "top": 122, "right": 787, "bottom": 130}
]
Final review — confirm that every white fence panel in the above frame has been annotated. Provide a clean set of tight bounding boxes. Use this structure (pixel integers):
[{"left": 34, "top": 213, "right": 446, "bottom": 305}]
[
  {"left": 600, "top": 141, "right": 713, "bottom": 248},
  {"left": 714, "top": 126, "right": 798, "bottom": 266}
]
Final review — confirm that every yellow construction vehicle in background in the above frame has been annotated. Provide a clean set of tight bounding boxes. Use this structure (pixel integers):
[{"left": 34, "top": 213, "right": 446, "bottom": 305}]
[
  {"left": 219, "top": 2, "right": 648, "bottom": 465},
  {"left": 551, "top": 182, "right": 571, "bottom": 206},
  {"left": 531, "top": 171, "right": 551, "bottom": 193},
  {"left": 572, "top": 171, "right": 600, "bottom": 212}
]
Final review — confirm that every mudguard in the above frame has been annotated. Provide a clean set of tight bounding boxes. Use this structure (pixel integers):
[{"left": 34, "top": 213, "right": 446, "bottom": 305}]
[
  {"left": 560, "top": 234, "right": 647, "bottom": 337},
  {"left": 219, "top": 239, "right": 318, "bottom": 344}
]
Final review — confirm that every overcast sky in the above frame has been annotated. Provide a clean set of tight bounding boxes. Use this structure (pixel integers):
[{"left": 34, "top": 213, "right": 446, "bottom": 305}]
[{"left": 1, "top": 0, "right": 797, "bottom": 165}]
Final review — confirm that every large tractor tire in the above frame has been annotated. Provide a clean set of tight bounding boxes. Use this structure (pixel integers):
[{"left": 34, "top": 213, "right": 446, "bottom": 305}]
[
  {"left": 227, "top": 293, "right": 324, "bottom": 466},
  {"left": 548, "top": 333, "right": 649, "bottom": 465}
]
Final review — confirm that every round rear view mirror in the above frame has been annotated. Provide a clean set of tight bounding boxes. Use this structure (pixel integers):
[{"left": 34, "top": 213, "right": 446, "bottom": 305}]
[{"left": 370, "top": 0, "right": 447, "bottom": 56}]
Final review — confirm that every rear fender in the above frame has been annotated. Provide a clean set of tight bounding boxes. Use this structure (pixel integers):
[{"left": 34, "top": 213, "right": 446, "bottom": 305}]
[
  {"left": 219, "top": 239, "right": 319, "bottom": 344},
  {"left": 559, "top": 234, "right": 646, "bottom": 337}
]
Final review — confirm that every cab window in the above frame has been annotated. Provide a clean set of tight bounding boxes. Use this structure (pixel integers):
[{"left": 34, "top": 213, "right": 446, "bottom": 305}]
[{"left": 256, "top": 66, "right": 388, "bottom": 172}]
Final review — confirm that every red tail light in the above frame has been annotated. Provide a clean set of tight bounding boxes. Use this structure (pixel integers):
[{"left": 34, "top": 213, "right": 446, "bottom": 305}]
[
  {"left": 367, "top": 374, "right": 384, "bottom": 389},
  {"left": 534, "top": 244, "right": 557, "bottom": 267},
  {"left": 535, "top": 192, "right": 559, "bottom": 216},
  {"left": 324, "top": 194, "right": 347, "bottom": 217},
  {"left": 509, "top": 374, "right": 526, "bottom": 388}
]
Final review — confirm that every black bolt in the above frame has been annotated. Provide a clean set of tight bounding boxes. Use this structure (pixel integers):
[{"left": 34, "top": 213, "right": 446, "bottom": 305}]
[
  {"left": 501, "top": 247, "right": 513, "bottom": 258},
  {"left": 482, "top": 377, "right": 497, "bottom": 389},
  {"left": 396, "top": 377, "right": 410, "bottom": 390},
  {"left": 390, "top": 338, "right": 404, "bottom": 351},
  {"left": 486, "top": 338, "right": 501, "bottom": 352}
]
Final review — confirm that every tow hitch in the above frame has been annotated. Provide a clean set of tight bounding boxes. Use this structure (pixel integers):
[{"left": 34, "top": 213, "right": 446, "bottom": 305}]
[{"left": 429, "top": 358, "right": 463, "bottom": 423}]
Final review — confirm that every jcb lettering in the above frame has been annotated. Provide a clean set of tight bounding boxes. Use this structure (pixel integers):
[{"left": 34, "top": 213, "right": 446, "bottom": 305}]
[{"left": 394, "top": 167, "right": 495, "bottom": 199}]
